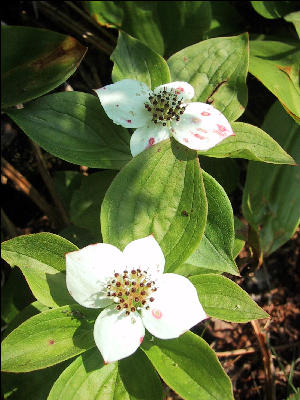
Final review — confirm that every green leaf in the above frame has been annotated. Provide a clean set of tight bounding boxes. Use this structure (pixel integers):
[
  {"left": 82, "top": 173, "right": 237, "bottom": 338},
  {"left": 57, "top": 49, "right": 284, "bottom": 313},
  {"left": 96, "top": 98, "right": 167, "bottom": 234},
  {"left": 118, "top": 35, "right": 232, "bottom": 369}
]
[
  {"left": 205, "top": 1, "right": 243, "bottom": 39},
  {"left": 3, "top": 301, "right": 49, "bottom": 339},
  {"left": 284, "top": 11, "right": 300, "bottom": 38},
  {"left": 1, "top": 267, "right": 34, "bottom": 325},
  {"left": 1, "top": 233, "right": 77, "bottom": 307},
  {"left": 111, "top": 32, "right": 171, "bottom": 90},
  {"left": 85, "top": 1, "right": 123, "bottom": 27},
  {"left": 1, "top": 26, "right": 86, "bottom": 109},
  {"left": 101, "top": 139, "right": 207, "bottom": 272},
  {"left": 70, "top": 171, "right": 117, "bottom": 238},
  {"left": 249, "top": 39, "right": 300, "bottom": 122},
  {"left": 179, "top": 171, "right": 239, "bottom": 276},
  {"left": 242, "top": 101, "right": 300, "bottom": 255},
  {"left": 59, "top": 225, "right": 99, "bottom": 249},
  {"left": 286, "top": 389, "right": 300, "bottom": 400},
  {"left": 190, "top": 274, "right": 269, "bottom": 322},
  {"left": 142, "top": 331, "right": 233, "bottom": 400},
  {"left": 87, "top": 2, "right": 212, "bottom": 57},
  {"left": 167, "top": 33, "right": 249, "bottom": 122},
  {"left": 1, "top": 304, "right": 97, "bottom": 372},
  {"left": 251, "top": 1, "right": 298, "bottom": 19},
  {"left": 232, "top": 217, "right": 247, "bottom": 259},
  {"left": 53, "top": 170, "right": 83, "bottom": 215},
  {"left": 2, "top": 360, "right": 71, "bottom": 400},
  {"left": 118, "top": 349, "right": 163, "bottom": 400},
  {"left": 48, "top": 349, "right": 163, "bottom": 400},
  {"left": 119, "top": 2, "right": 164, "bottom": 55},
  {"left": 155, "top": 1, "right": 212, "bottom": 57},
  {"left": 7, "top": 92, "right": 132, "bottom": 170},
  {"left": 199, "top": 121, "right": 296, "bottom": 165},
  {"left": 199, "top": 156, "right": 240, "bottom": 195}
]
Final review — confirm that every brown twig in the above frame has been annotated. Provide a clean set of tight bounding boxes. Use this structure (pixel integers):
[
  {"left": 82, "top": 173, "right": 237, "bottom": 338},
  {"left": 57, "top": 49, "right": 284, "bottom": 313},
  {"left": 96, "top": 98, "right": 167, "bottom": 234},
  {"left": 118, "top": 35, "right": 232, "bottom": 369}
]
[
  {"left": 216, "top": 341, "right": 300, "bottom": 358},
  {"left": 37, "top": 2, "right": 113, "bottom": 55},
  {"left": 1, "top": 157, "right": 62, "bottom": 229},
  {"left": 64, "top": 1, "right": 117, "bottom": 44},
  {"left": 30, "top": 141, "right": 70, "bottom": 226},
  {"left": 251, "top": 320, "right": 276, "bottom": 400}
]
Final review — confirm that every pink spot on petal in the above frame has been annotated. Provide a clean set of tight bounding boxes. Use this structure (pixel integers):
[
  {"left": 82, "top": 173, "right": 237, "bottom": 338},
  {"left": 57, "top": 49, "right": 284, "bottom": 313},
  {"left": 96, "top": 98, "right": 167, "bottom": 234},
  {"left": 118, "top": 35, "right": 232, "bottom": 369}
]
[
  {"left": 183, "top": 138, "right": 189, "bottom": 143},
  {"left": 196, "top": 127, "right": 208, "bottom": 133},
  {"left": 175, "top": 87, "right": 185, "bottom": 94},
  {"left": 193, "top": 133, "right": 206, "bottom": 140},
  {"left": 140, "top": 336, "right": 144, "bottom": 344},
  {"left": 126, "top": 119, "right": 132, "bottom": 123},
  {"left": 152, "top": 309, "right": 163, "bottom": 319},
  {"left": 147, "top": 137, "right": 155, "bottom": 148},
  {"left": 217, "top": 124, "right": 226, "bottom": 132},
  {"left": 214, "top": 124, "right": 229, "bottom": 137},
  {"left": 201, "top": 111, "right": 210, "bottom": 116},
  {"left": 48, "top": 339, "right": 55, "bottom": 345}
]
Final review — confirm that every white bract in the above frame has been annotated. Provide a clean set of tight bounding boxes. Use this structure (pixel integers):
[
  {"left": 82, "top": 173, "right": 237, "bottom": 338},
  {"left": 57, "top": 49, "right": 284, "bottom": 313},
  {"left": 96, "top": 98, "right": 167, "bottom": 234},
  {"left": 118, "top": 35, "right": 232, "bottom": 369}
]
[
  {"left": 95, "top": 79, "right": 235, "bottom": 156},
  {"left": 66, "top": 235, "right": 207, "bottom": 363}
]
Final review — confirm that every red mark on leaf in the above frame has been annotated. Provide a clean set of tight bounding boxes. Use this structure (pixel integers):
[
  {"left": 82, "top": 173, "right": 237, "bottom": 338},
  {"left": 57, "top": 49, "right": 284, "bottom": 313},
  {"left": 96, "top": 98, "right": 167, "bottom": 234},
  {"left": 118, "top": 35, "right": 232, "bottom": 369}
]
[
  {"left": 183, "top": 57, "right": 188, "bottom": 62},
  {"left": 126, "top": 119, "right": 132, "bottom": 123},
  {"left": 201, "top": 111, "right": 210, "bottom": 116},
  {"left": 48, "top": 339, "right": 55, "bottom": 345},
  {"left": 152, "top": 309, "right": 162, "bottom": 319}
]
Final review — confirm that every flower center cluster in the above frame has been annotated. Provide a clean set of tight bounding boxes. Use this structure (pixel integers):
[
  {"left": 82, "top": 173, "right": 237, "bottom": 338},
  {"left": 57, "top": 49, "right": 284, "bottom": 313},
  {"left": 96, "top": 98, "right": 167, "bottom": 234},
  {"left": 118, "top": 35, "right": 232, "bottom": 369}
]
[
  {"left": 106, "top": 269, "right": 157, "bottom": 316},
  {"left": 144, "top": 87, "right": 186, "bottom": 126}
]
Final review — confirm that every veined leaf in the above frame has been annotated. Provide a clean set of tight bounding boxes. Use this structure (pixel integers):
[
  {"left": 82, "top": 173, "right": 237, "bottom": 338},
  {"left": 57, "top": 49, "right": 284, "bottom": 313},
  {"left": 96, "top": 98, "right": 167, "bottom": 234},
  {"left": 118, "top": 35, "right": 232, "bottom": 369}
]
[
  {"left": 190, "top": 274, "right": 269, "bottom": 322},
  {"left": 1, "top": 304, "right": 98, "bottom": 372},
  {"left": 1, "top": 233, "right": 77, "bottom": 307},
  {"left": 200, "top": 122, "right": 295, "bottom": 165},
  {"left": 168, "top": 33, "right": 249, "bottom": 122},
  {"left": 7, "top": 92, "right": 132, "bottom": 170},
  {"left": 142, "top": 332, "right": 233, "bottom": 400},
  {"left": 1, "top": 25, "right": 86, "bottom": 109},
  {"left": 111, "top": 31, "right": 171, "bottom": 90},
  {"left": 101, "top": 138, "right": 207, "bottom": 272}
]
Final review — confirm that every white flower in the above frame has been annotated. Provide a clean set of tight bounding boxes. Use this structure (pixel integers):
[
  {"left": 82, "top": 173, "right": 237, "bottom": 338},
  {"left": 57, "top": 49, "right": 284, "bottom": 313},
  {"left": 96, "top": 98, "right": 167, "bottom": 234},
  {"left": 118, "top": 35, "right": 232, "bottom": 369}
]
[
  {"left": 95, "top": 79, "right": 234, "bottom": 156},
  {"left": 66, "top": 235, "right": 207, "bottom": 363}
]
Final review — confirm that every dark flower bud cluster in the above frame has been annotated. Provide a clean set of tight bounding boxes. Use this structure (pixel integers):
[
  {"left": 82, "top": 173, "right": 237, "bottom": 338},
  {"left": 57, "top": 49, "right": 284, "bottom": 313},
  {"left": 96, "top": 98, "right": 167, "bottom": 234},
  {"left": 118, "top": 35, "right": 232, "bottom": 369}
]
[
  {"left": 106, "top": 269, "right": 157, "bottom": 316},
  {"left": 144, "top": 87, "right": 186, "bottom": 126}
]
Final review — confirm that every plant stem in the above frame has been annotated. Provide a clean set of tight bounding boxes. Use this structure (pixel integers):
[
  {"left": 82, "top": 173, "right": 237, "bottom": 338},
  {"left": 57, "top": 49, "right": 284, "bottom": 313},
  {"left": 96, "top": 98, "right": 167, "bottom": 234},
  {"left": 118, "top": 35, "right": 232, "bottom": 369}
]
[
  {"left": 64, "top": 1, "right": 117, "bottom": 44},
  {"left": 30, "top": 141, "right": 70, "bottom": 226},
  {"left": 37, "top": 2, "right": 113, "bottom": 55},
  {"left": 251, "top": 320, "right": 276, "bottom": 400},
  {"left": 1, "top": 208, "right": 18, "bottom": 238}
]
